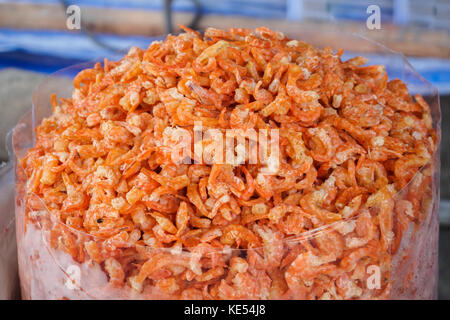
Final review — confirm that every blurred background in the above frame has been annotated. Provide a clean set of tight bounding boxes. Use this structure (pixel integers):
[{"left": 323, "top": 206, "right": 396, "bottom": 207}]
[{"left": 0, "top": 0, "right": 449, "bottom": 299}]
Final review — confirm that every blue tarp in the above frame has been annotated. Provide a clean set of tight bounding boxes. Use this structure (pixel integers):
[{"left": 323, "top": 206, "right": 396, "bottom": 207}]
[{"left": 1, "top": 0, "right": 288, "bottom": 19}]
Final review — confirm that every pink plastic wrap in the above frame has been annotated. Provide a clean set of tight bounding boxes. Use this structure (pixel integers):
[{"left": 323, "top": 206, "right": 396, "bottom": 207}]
[{"left": 13, "top": 32, "right": 440, "bottom": 300}]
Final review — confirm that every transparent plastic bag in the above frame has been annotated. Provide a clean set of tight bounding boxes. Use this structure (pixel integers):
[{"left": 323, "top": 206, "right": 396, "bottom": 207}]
[
  {"left": 13, "top": 32, "right": 441, "bottom": 300},
  {"left": 0, "top": 161, "right": 19, "bottom": 300}
]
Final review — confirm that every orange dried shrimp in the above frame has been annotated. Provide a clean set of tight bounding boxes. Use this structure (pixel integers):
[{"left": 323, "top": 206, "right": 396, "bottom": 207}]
[{"left": 19, "top": 25, "right": 437, "bottom": 300}]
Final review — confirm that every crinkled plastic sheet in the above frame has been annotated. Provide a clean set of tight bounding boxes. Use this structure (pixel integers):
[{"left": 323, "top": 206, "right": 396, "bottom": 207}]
[
  {"left": 0, "top": 160, "right": 19, "bottom": 300},
  {"left": 12, "top": 31, "right": 441, "bottom": 300}
]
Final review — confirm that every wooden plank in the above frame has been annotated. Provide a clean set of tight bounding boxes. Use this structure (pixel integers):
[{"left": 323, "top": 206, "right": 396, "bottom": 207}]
[{"left": 0, "top": 2, "right": 449, "bottom": 58}]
